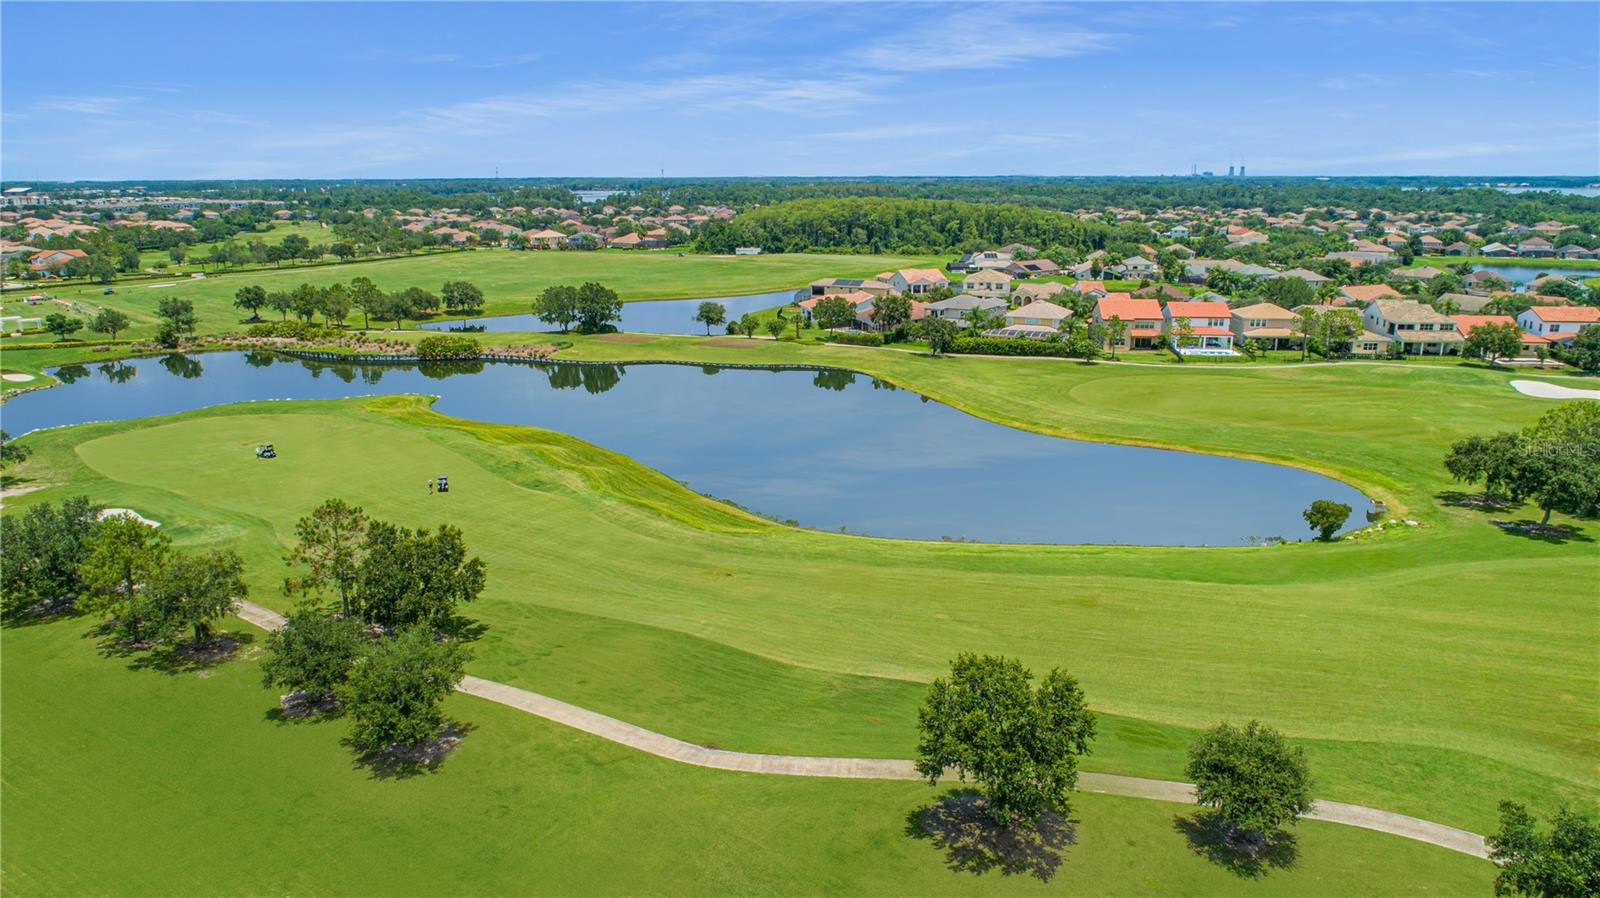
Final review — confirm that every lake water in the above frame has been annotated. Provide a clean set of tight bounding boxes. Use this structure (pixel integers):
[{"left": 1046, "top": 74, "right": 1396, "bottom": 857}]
[
  {"left": 419, "top": 291, "right": 794, "bottom": 335},
  {"left": 1494, "top": 186, "right": 1600, "bottom": 197},
  {"left": 1470, "top": 263, "right": 1600, "bottom": 286},
  {"left": 5, "top": 353, "right": 1371, "bottom": 546}
]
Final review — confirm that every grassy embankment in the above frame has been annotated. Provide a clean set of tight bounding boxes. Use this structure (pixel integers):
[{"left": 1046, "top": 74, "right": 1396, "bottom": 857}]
[
  {"left": 4, "top": 342, "right": 1595, "bottom": 841},
  {"left": 2, "top": 607, "right": 1491, "bottom": 896},
  {"left": 0, "top": 248, "right": 942, "bottom": 342}
]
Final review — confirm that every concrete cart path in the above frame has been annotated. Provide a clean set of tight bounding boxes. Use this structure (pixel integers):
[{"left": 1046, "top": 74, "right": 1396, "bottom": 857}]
[{"left": 234, "top": 600, "right": 1490, "bottom": 860}]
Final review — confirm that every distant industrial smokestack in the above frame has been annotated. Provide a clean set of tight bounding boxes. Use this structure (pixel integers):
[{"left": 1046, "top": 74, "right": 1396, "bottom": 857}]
[
  {"left": 1239, "top": 165, "right": 1246, "bottom": 177},
  {"left": 1228, "top": 165, "right": 1235, "bottom": 177}
]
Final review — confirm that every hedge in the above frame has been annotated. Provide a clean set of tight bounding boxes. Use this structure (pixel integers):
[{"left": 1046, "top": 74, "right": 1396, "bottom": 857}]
[
  {"left": 949, "top": 336, "right": 1074, "bottom": 357},
  {"left": 246, "top": 321, "right": 342, "bottom": 340},
  {"left": 823, "top": 332, "right": 883, "bottom": 346},
  {"left": 415, "top": 334, "right": 482, "bottom": 359}
]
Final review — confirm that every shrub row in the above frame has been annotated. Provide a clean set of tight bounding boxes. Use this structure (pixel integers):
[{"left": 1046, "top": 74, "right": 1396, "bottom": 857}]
[
  {"left": 948, "top": 336, "right": 1074, "bottom": 357},
  {"left": 415, "top": 334, "right": 483, "bottom": 359},
  {"left": 823, "top": 332, "right": 884, "bottom": 346},
  {"left": 246, "top": 321, "right": 342, "bottom": 340}
]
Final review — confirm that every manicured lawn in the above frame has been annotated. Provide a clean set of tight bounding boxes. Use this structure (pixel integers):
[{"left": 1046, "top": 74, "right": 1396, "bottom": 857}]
[
  {"left": 7, "top": 347, "right": 1595, "bottom": 837},
  {"left": 2, "top": 249, "right": 942, "bottom": 340},
  {"left": 0, "top": 607, "right": 1493, "bottom": 897},
  {"left": 135, "top": 220, "right": 335, "bottom": 272}
]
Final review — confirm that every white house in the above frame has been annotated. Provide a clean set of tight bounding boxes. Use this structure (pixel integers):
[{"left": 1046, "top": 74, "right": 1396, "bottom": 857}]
[
  {"left": 1516, "top": 306, "right": 1600, "bottom": 343},
  {"left": 959, "top": 269, "right": 1013, "bottom": 299},
  {"left": 885, "top": 268, "right": 949, "bottom": 295}
]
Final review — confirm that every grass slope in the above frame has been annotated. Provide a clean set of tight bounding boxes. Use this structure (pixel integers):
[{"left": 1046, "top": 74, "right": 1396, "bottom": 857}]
[
  {"left": 5, "top": 248, "right": 940, "bottom": 339},
  {"left": 8, "top": 362, "right": 1595, "bottom": 835},
  {"left": 1, "top": 611, "right": 1492, "bottom": 897}
]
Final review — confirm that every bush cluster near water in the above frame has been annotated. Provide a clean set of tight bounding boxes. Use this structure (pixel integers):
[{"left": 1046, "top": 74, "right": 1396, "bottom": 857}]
[{"left": 415, "top": 335, "right": 483, "bottom": 360}]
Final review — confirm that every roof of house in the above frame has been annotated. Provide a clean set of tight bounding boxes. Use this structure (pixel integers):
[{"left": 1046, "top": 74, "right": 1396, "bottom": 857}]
[
  {"left": 1279, "top": 267, "right": 1329, "bottom": 282},
  {"left": 1070, "top": 280, "right": 1107, "bottom": 294},
  {"left": 1013, "top": 282, "right": 1067, "bottom": 299},
  {"left": 1518, "top": 237, "right": 1554, "bottom": 247},
  {"left": 1230, "top": 302, "right": 1298, "bottom": 321},
  {"left": 1007, "top": 300, "right": 1072, "bottom": 320},
  {"left": 963, "top": 270, "right": 1014, "bottom": 284},
  {"left": 1340, "top": 284, "right": 1402, "bottom": 303},
  {"left": 1095, "top": 296, "right": 1163, "bottom": 321},
  {"left": 1165, "top": 300, "right": 1230, "bottom": 319},
  {"left": 1523, "top": 306, "right": 1600, "bottom": 323},
  {"left": 1368, "top": 299, "right": 1456, "bottom": 325},
  {"left": 29, "top": 248, "right": 87, "bottom": 262},
  {"left": 1391, "top": 266, "right": 1440, "bottom": 279},
  {"left": 894, "top": 268, "right": 948, "bottom": 284}
]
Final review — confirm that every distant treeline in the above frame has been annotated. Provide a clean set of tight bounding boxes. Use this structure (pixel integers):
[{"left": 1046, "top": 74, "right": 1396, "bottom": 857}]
[
  {"left": 15, "top": 176, "right": 1600, "bottom": 227},
  {"left": 691, "top": 197, "right": 1136, "bottom": 255}
]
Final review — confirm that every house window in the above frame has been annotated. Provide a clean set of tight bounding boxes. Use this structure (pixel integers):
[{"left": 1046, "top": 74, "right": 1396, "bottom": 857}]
[{"left": 1420, "top": 323, "right": 1435, "bottom": 331}]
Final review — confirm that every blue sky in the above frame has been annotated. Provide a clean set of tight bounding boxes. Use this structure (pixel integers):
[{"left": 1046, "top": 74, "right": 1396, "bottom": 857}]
[{"left": 2, "top": 2, "right": 1596, "bottom": 179}]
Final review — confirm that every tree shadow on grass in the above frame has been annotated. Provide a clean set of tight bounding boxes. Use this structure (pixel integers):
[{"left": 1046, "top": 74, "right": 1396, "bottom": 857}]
[
  {"left": 1173, "top": 812, "right": 1298, "bottom": 878},
  {"left": 1489, "top": 518, "right": 1594, "bottom": 544},
  {"left": 2, "top": 598, "right": 86, "bottom": 629},
  {"left": 345, "top": 721, "right": 474, "bottom": 781},
  {"left": 441, "top": 614, "right": 488, "bottom": 644},
  {"left": 98, "top": 627, "right": 256, "bottom": 675},
  {"left": 264, "top": 691, "right": 344, "bottom": 727},
  {"left": 1435, "top": 490, "right": 1520, "bottom": 513},
  {"left": 904, "top": 790, "right": 1076, "bottom": 881}
]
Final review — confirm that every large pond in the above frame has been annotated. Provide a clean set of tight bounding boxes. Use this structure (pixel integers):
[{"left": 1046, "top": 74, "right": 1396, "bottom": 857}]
[
  {"left": 420, "top": 291, "right": 791, "bottom": 336},
  {"left": 1469, "top": 263, "right": 1600, "bottom": 287},
  {"left": 5, "top": 353, "right": 1371, "bottom": 546}
]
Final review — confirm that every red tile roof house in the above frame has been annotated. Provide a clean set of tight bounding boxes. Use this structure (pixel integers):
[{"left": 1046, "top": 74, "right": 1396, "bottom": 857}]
[
  {"left": 1451, "top": 314, "right": 1550, "bottom": 362},
  {"left": 1516, "top": 306, "right": 1600, "bottom": 344},
  {"left": 1092, "top": 294, "right": 1165, "bottom": 350},
  {"left": 1338, "top": 283, "right": 1402, "bottom": 305},
  {"left": 28, "top": 248, "right": 87, "bottom": 272},
  {"left": 1163, "top": 300, "right": 1236, "bottom": 355}
]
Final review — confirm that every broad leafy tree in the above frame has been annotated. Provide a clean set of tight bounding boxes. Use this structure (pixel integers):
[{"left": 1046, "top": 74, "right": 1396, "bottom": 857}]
[
  {"left": 285, "top": 498, "right": 370, "bottom": 616},
  {"left": 0, "top": 496, "right": 103, "bottom": 618},
  {"left": 261, "top": 609, "right": 367, "bottom": 702},
  {"left": 88, "top": 308, "right": 130, "bottom": 340},
  {"left": 574, "top": 282, "right": 622, "bottom": 333},
  {"left": 763, "top": 316, "right": 786, "bottom": 339},
  {"left": 694, "top": 301, "right": 727, "bottom": 335},
  {"left": 144, "top": 549, "right": 247, "bottom": 645},
  {"left": 870, "top": 294, "right": 912, "bottom": 334},
  {"left": 1302, "top": 499, "right": 1352, "bottom": 541},
  {"left": 738, "top": 312, "right": 759, "bottom": 338},
  {"left": 156, "top": 296, "right": 197, "bottom": 335},
  {"left": 234, "top": 285, "right": 268, "bottom": 321},
  {"left": 914, "top": 315, "right": 959, "bottom": 355},
  {"left": 0, "top": 429, "right": 31, "bottom": 466},
  {"left": 441, "top": 280, "right": 484, "bottom": 313},
  {"left": 1488, "top": 802, "right": 1600, "bottom": 898},
  {"left": 813, "top": 295, "right": 855, "bottom": 331},
  {"left": 1185, "top": 721, "right": 1313, "bottom": 849},
  {"left": 353, "top": 522, "right": 486, "bottom": 629},
  {"left": 1445, "top": 433, "right": 1527, "bottom": 500},
  {"left": 78, "top": 514, "right": 172, "bottom": 641},
  {"left": 1464, "top": 321, "right": 1525, "bottom": 366},
  {"left": 916, "top": 653, "right": 1097, "bottom": 825},
  {"left": 338, "top": 625, "right": 470, "bottom": 750},
  {"left": 532, "top": 285, "right": 579, "bottom": 332},
  {"left": 348, "top": 276, "right": 382, "bottom": 329},
  {"left": 43, "top": 313, "right": 83, "bottom": 341}
]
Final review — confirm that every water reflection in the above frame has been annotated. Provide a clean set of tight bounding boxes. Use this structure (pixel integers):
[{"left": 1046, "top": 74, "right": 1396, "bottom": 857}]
[
  {"left": 5, "top": 352, "right": 1374, "bottom": 545},
  {"left": 542, "top": 362, "right": 625, "bottom": 394},
  {"left": 160, "top": 354, "right": 204, "bottom": 379},
  {"left": 55, "top": 364, "right": 91, "bottom": 384},
  {"left": 813, "top": 370, "right": 856, "bottom": 392},
  {"left": 98, "top": 361, "right": 137, "bottom": 384}
]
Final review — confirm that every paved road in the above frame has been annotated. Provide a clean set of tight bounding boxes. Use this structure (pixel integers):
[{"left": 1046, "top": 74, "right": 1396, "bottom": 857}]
[{"left": 235, "top": 600, "right": 1490, "bottom": 860}]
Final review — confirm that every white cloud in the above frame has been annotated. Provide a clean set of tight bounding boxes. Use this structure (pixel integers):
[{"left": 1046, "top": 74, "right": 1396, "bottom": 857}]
[
  {"left": 37, "top": 95, "right": 137, "bottom": 115},
  {"left": 858, "top": 11, "right": 1116, "bottom": 72}
]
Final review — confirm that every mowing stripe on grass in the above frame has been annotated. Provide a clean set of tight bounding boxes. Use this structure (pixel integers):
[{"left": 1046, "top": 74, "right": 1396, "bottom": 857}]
[{"left": 235, "top": 599, "right": 1490, "bottom": 859}]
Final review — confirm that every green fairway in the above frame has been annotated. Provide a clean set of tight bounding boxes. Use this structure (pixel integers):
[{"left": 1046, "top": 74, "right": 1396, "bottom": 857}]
[
  {"left": 0, "top": 608, "right": 1493, "bottom": 897},
  {"left": 7, "top": 344, "right": 1595, "bottom": 838},
  {"left": 3, "top": 248, "right": 940, "bottom": 340}
]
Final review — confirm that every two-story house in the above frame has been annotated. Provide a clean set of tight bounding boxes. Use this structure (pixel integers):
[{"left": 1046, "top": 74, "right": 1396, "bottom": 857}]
[
  {"left": 1163, "top": 300, "right": 1235, "bottom": 354},
  {"left": 1362, "top": 300, "right": 1464, "bottom": 355},
  {"left": 959, "top": 270, "right": 1014, "bottom": 300},
  {"left": 1092, "top": 295, "right": 1164, "bottom": 350},
  {"left": 1229, "top": 302, "right": 1299, "bottom": 349},
  {"left": 1516, "top": 306, "right": 1599, "bottom": 344}
]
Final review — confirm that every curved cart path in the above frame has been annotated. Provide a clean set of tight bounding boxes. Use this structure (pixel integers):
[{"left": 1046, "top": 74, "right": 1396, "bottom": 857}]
[{"left": 235, "top": 600, "right": 1489, "bottom": 860}]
